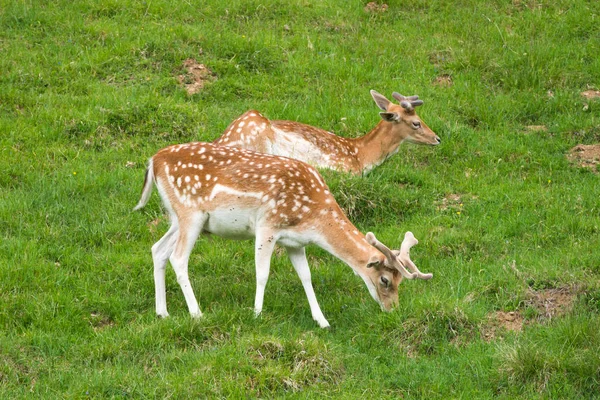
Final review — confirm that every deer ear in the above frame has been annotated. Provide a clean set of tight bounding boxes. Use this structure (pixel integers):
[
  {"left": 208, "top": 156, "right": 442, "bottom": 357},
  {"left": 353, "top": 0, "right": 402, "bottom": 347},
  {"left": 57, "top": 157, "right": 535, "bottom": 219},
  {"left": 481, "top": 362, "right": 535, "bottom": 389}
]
[
  {"left": 379, "top": 112, "right": 399, "bottom": 122},
  {"left": 370, "top": 90, "right": 391, "bottom": 111},
  {"left": 366, "top": 253, "right": 383, "bottom": 269}
]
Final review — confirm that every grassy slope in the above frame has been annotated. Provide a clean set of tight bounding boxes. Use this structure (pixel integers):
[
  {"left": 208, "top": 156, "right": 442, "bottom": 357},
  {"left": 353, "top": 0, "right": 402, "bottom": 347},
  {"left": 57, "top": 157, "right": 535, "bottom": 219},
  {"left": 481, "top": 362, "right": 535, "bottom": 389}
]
[{"left": 1, "top": 0, "right": 599, "bottom": 397}]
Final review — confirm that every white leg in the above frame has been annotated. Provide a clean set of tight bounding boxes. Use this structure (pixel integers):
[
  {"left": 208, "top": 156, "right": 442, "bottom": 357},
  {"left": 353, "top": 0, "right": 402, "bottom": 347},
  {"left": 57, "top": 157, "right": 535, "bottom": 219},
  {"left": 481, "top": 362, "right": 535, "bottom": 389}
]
[
  {"left": 169, "top": 213, "right": 206, "bottom": 318},
  {"left": 286, "top": 247, "right": 330, "bottom": 328},
  {"left": 151, "top": 222, "right": 179, "bottom": 317},
  {"left": 254, "top": 230, "right": 277, "bottom": 317}
]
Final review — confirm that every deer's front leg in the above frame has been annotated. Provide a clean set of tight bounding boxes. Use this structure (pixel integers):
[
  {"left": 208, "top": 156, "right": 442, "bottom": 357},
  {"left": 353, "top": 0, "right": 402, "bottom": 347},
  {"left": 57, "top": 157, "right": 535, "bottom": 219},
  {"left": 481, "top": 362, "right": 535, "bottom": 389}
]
[
  {"left": 286, "top": 246, "right": 330, "bottom": 328},
  {"left": 254, "top": 230, "right": 277, "bottom": 317}
]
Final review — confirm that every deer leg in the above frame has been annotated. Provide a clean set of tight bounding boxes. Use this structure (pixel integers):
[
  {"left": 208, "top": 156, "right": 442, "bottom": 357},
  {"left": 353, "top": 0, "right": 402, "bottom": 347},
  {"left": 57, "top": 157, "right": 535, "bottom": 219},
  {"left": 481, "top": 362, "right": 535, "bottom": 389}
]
[
  {"left": 169, "top": 213, "right": 206, "bottom": 318},
  {"left": 253, "top": 230, "right": 277, "bottom": 317},
  {"left": 151, "top": 222, "right": 179, "bottom": 317},
  {"left": 286, "top": 246, "right": 330, "bottom": 328}
]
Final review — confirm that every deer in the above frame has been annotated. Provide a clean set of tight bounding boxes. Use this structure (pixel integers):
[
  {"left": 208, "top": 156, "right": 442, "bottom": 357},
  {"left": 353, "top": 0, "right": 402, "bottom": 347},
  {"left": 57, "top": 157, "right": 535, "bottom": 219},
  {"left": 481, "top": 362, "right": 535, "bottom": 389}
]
[
  {"left": 213, "top": 90, "right": 441, "bottom": 175},
  {"left": 133, "top": 142, "right": 433, "bottom": 328}
]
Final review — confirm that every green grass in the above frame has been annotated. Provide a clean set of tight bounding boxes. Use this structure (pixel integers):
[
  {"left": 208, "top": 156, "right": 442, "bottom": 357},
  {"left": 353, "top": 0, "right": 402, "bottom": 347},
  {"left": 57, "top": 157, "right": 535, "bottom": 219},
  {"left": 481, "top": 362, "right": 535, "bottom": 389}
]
[{"left": 1, "top": 0, "right": 600, "bottom": 397}]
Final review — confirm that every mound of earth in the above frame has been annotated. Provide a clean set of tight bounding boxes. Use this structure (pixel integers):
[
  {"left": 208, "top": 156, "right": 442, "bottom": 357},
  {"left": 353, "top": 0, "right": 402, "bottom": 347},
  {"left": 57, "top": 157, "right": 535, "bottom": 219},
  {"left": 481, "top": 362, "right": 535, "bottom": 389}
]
[
  {"left": 178, "top": 59, "right": 215, "bottom": 95},
  {"left": 567, "top": 144, "right": 600, "bottom": 172}
]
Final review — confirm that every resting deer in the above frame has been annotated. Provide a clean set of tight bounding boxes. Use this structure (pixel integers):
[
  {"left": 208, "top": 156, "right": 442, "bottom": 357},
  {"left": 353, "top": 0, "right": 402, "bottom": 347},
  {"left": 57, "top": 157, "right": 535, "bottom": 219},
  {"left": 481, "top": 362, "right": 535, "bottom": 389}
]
[
  {"left": 213, "top": 90, "right": 441, "bottom": 174},
  {"left": 134, "top": 142, "right": 432, "bottom": 328}
]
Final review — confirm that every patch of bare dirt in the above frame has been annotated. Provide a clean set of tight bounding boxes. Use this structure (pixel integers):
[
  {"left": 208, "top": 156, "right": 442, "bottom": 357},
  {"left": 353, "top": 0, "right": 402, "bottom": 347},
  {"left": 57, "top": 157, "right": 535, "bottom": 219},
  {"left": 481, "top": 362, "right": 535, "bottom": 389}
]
[
  {"left": 581, "top": 90, "right": 600, "bottom": 99},
  {"left": 495, "top": 311, "right": 524, "bottom": 331},
  {"left": 436, "top": 193, "right": 462, "bottom": 212},
  {"left": 433, "top": 74, "right": 453, "bottom": 87},
  {"left": 481, "top": 287, "right": 578, "bottom": 341},
  {"left": 178, "top": 59, "right": 215, "bottom": 95},
  {"left": 567, "top": 144, "right": 600, "bottom": 172},
  {"left": 526, "top": 287, "right": 577, "bottom": 321},
  {"left": 89, "top": 312, "right": 115, "bottom": 331},
  {"left": 436, "top": 193, "right": 477, "bottom": 211},
  {"left": 525, "top": 125, "right": 548, "bottom": 132},
  {"left": 364, "top": 2, "right": 388, "bottom": 13},
  {"left": 481, "top": 311, "right": 524, "bottom": 341},
  {"left": 512, "top": 0, "right": 543, "bottom": 11}
]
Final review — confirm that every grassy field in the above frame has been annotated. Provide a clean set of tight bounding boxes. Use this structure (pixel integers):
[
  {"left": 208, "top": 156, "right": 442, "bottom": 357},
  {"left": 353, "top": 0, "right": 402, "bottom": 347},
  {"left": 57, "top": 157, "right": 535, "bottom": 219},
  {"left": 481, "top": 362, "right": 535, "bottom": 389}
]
[{"left": 1, "top": 0, "right": 600, "bottom": 397}]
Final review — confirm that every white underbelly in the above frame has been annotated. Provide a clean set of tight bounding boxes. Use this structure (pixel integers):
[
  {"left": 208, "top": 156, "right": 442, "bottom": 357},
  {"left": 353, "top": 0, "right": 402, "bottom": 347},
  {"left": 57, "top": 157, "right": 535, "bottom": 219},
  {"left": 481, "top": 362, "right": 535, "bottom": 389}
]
[
  {"left": 276, "top": 230, "right": 318, "bottom": 248},
  {"left": 204, "top": 209, "right": 257, "bottom": 240}
]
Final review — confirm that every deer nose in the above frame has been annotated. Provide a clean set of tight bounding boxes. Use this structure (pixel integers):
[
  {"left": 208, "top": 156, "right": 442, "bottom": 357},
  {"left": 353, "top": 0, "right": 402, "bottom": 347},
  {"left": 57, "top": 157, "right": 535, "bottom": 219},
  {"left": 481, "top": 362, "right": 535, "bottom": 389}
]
[{"left": 435, "top": 136, "right": 441, "bottom": 144}]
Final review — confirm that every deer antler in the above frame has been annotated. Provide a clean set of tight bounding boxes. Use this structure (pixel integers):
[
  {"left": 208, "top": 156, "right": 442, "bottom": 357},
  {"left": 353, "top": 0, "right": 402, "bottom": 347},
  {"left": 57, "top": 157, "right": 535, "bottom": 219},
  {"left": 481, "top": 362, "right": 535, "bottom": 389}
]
[
  {"left": 365, "top": 232, "right": 416, "bottom": 279},
  {"left": 392, "top": 92, "right": 424, "bottom": 111},
  {"left": 395, "top": 232, "right": 433, "bottom": 280}
]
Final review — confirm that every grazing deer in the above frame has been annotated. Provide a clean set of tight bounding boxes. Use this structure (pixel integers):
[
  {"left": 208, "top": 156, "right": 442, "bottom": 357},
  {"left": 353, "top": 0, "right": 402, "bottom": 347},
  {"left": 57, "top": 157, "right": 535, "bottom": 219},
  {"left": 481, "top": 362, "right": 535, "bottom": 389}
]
[
  {"left": 213, "top": 90, "right": 441, "bottom": 174},
  {"left": 134, "top": 142, "right": 432, "bottom": 328}
]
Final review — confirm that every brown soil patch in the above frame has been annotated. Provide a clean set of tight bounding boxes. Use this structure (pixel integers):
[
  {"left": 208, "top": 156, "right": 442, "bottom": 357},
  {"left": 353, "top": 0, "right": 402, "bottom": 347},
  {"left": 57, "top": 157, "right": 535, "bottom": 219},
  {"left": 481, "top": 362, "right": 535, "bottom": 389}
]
[
  {"left": 567, "top": 144, "right": 600, "bottom": 172},
  {"left": 178, "top": 59, "right": 215, "bottom": 95},
  {"left": 481, "top": 311, "right": 524, "bottom": 342},
  {"left": 581, "top": 90, "right": 600, "bottom": 99},
  {"left": 525, "top": 125, "right": 547, "bottom": 132},
  {"left": 364, "top": 2, "right": 388, "bottom": 12},
  {"left": 481, "top": 287, "right": 578, "bottom": 341},
  {"left": 512, "top": 0, "right": 543, "bottom": 11},
  {"left": 433, "top": 74, "right": 453, "bottom": 87},
  {"left": 436, "top": 193, "right": 461, "bottom": 211},
  {"left": 526, "top": 287, "right": 577, "bottom": 321},
  {"left": 436, "top": 193, "right": 477, "bottom": 211},
  {"left": 89, "top": 312, "right": 115, "bottom": 331}
]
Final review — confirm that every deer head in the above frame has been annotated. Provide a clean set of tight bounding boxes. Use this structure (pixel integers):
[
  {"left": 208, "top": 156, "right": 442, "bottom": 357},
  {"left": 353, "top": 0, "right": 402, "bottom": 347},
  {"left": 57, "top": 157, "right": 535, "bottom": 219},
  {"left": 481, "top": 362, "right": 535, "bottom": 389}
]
[
  {"left": 364, "top": 231, "right": 432, "bottom": 310},
  {"left": 370, "top": 90, "right": 441, "bottom": 146}
]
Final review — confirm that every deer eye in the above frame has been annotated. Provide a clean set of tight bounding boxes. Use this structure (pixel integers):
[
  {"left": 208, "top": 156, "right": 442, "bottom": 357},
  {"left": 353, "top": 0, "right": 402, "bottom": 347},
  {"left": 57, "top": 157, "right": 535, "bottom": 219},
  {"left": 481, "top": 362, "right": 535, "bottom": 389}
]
[
  {"left": 412, "top": 121, "right": 421, "bottom": 129},
  {"left": 380, "top": 276, "right": 390, "bottom": 287}
]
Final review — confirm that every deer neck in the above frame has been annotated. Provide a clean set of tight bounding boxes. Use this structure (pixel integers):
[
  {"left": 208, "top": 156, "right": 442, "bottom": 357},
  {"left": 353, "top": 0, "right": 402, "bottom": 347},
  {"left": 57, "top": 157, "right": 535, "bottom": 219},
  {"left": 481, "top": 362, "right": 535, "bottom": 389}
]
[
  {"left": 353, "top": 121, "right": 403, "bottom": 173},
  {"left": 312, "top": 208, "right": 383, "bottom": 274}
]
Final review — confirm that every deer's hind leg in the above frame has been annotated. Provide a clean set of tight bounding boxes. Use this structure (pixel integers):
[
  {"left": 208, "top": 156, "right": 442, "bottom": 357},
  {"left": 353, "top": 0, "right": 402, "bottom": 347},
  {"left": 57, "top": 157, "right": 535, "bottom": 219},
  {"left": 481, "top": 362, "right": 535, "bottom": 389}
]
[
  {"left": 168, "top": 212, "right": 208, "bottom": 318},
  {"left": 152, "top": 221, "right": 179, "bottom": 317},
  {"left": 253, "top": 229, "right": 277, "bottom": 317}
]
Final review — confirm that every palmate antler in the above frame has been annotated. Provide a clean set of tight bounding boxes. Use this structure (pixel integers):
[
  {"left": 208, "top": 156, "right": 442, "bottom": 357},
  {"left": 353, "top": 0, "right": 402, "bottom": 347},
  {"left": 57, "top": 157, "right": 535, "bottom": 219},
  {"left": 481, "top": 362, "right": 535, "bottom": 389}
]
[
  {"left": 366, "top": 232, "right": 415, "bottom": 279},
  {"left": 366, "top": 231, "right": 432, "bottom": 280},
  {"left": 392, "top": 92, "right": 424, "bottom": 111},
  {"left": 395, "top": 232, "right": 433, "bottom": 280}
]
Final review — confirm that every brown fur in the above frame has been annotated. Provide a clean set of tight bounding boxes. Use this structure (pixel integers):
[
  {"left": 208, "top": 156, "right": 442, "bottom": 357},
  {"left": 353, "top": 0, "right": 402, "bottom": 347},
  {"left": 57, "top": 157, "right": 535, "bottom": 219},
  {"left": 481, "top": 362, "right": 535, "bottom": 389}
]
[
  {"left": 135, "top": 143, "right": 431, "bottom": 322},
  {"left": 213, "top": 91, "right": 440, "bottom": 174}
]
